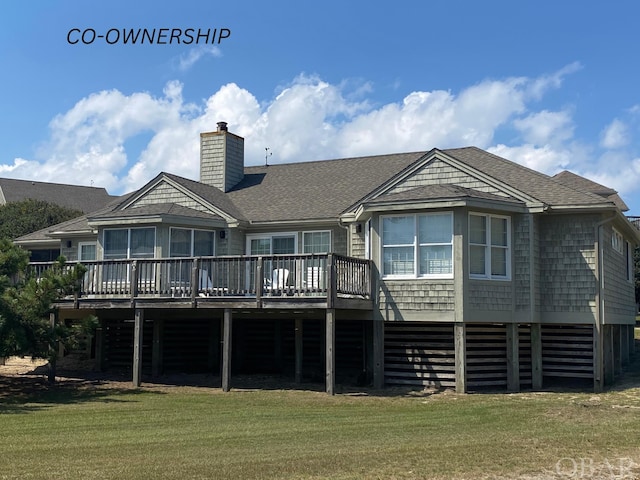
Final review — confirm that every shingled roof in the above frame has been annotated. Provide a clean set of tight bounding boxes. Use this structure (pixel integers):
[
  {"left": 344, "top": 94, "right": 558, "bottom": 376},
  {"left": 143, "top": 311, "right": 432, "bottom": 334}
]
[
  {"left": 443, "top": 148, "right": 613, "bottom": 208},
  {"left": 0, "top": 178, "right": 114, "bottom": 213},
  {"left": 227, "top": 151, "right": 426, "bottom": 222},
  {"left": 15, "top": 144, "right": 625, "bottom": 245},
  {"left": 367, "top": 184, "right": 525, "bottom": 206},
  {"left": 552, "top": 170, "right": 628, "bottom": 211}
]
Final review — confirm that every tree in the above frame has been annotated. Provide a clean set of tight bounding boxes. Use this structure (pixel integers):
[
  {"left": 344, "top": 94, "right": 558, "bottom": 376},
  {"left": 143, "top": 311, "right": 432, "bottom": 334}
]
[
  {"left": 0, "top": 239, "right": 93, "bottom": 382},
  {"left": 0, "top": 199, "right": 83, "bottom": 240}
]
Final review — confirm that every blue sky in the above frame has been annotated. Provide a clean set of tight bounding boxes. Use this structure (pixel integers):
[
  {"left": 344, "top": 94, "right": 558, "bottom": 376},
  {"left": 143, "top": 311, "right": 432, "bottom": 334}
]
[{"left": 2, "top": 1, "right": 640, "bottom": 213}]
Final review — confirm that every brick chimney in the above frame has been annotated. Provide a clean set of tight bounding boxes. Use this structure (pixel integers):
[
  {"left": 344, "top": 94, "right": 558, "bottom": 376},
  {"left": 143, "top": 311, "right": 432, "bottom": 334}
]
[{"left": 200, "top": 121, "right": 244, "bottom": 192}]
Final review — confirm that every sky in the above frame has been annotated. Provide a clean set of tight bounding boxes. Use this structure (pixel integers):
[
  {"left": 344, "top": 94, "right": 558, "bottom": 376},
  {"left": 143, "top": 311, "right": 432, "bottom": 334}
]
[{"left": 1, "top": 1, "right": 640, "bottom": 213}]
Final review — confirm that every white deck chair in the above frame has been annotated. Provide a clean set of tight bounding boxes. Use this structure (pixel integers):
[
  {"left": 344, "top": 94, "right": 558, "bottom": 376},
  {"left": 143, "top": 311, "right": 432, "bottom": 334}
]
[
  {"left": 198, "top": 269, "right": 213, "bottom": 296},
  {"left": 269, "top": 268, "right": 289, "bottom": 293}
]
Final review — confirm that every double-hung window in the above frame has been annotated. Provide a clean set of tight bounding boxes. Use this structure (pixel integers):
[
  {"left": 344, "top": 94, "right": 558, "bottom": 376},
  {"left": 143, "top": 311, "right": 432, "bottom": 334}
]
[
  {"left": 382, "top": 213, "right": 453, "bottom": 278},
  {"left": 103, "top": 228, "right": 155, "bottom": 260},
  {"left": 169, "top": 228, "right": 215, "bottom": 257},
  {"left": 302, "top": 231, "right": 331, "bottom": 254},
  {"left": 103, "top": 227, "right": 155, "bottom": 282},
  {"left": 169, "top": 228, "right": 215, "bottom": 287},
  {"left": 469, "top": 213, "right": 510, "bottom": 280}
]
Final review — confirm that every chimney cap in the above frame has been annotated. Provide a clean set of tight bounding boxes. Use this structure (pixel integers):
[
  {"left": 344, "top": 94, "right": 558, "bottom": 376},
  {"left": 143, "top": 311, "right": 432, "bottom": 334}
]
[{"left": 217, "top": 121, "right": 228, "bottom": 132}]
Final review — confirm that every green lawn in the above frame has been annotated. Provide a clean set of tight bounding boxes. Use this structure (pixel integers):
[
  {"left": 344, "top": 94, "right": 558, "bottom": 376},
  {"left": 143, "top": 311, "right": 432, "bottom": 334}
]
[{"left": 1, "top": 375, "right": 640, "bottom": 480}]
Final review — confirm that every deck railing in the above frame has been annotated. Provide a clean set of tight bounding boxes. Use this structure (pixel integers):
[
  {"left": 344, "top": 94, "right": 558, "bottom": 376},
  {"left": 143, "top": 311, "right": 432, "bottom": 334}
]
[{"left": 28, "top": 253, "right": 372, "bottom": 304}]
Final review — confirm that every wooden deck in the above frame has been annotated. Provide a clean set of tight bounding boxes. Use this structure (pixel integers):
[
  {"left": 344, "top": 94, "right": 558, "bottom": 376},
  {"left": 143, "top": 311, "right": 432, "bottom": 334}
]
[{"left": 30, "top": 253, "right": 373, "bottom": 311}]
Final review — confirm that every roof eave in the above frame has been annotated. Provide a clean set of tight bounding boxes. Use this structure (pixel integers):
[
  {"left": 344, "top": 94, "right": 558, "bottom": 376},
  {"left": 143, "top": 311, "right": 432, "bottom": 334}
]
[{"left": 347, "top": 197, "right": 529, "bottom": 221}]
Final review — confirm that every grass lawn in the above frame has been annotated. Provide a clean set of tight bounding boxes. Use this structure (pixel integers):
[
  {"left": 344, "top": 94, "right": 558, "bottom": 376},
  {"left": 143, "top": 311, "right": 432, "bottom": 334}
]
[{"left": 2, "top": 362, "right": 640, "bottom": 480}]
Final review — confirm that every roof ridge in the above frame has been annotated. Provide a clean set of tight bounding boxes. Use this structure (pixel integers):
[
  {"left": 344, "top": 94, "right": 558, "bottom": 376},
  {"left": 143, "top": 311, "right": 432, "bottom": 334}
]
[
  {"left": 444, "top": 147, "right": 613, "bottom": 206},
  {"left": 243, "top": 150, "right": 429, "bottom": 171}
]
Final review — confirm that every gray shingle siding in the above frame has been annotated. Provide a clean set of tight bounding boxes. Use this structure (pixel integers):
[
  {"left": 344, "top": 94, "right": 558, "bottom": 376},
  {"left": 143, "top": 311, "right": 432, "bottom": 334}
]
[
  {"left": 378, "top": 280, "right": 455, "bottom": 316},
  {"left": 200, "top": 132, "right": 244, "bottom": 193},
  {"left": 539, "top": 215, "right": 598, "bottom": 314},
  {"left": 350, "top": 224, "right": 366, "bottom": 259},
  {"left": 514, "top": 214, "right": 532, "bottom": 312},
  {"left": 130, "top": 181, "right": 210, "bottom": 213},
  {"left": 603, "top": 226, "right": 636, "bottom": 320},
  {"left": 468, "top": 282, "right": 512, "bottom": 311},
  {"left": 388, "top": 158, "right": 510, "bottom": 198}
]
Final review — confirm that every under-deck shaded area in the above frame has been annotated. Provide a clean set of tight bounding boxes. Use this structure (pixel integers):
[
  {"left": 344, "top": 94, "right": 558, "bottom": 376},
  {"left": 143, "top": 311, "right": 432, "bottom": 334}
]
[{"left": 88, "top": 309, "right": 373, "bottom": 391}]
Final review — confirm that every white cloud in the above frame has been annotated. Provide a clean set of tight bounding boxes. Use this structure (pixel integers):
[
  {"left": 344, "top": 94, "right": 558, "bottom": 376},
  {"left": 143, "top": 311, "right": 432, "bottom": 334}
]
[
  {"left": 600, "top": 119, "right": 629, "bottom": 149},
  {"left": 4, "top": 62, "right": 639, "bottom": 213},
  {"left": 488, "top": 144, "right": 573, "bottom": 174},
  {"left": 513, "top": 110, "right": 574, "bottom": 145},
  {"left": 176, "top": 46, "right": 222, "bottom": 71}
]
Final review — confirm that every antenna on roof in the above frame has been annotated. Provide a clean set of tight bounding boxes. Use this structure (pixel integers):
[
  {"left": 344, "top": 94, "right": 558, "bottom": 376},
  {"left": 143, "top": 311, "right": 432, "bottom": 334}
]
[{"left": 265, "top": 147, "right": 272, "bottom": 167}]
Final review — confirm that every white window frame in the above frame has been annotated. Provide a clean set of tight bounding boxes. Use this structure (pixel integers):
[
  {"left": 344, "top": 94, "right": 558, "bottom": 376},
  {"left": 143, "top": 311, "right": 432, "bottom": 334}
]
[
  {"left": 78, "top": 242, "right": 97, "bottom": 261},
  {"left": 169, "top": 227, "right": 216, "bottom": 257},
  {"left": 102, "top": 227, "right": 156, "bottom": 260},
  {"left": 612, "top": 228, "right": 624, "bottom": 254},
  {"left": 302, "top": 230, "right": 332, "bottom": 254},
  {"left": 626, "top": 240, "right": 634, "bottom": 282},
  {"left": 468, "top": 213, "right": 511, "bottom": 281},
  {"left": 380, "top": 212, "right": 454, "bottom": 280},
  {"left": 246, "top": 232, "right": 298, "bottom": 255}
]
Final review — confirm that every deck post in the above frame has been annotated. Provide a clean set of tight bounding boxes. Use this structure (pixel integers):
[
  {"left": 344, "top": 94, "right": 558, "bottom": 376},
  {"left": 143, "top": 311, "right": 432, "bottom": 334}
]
[
  {"left": 613, "top": 325, "right": 622, "bottom": 376},
  {"left": 454, "top": 323, "right": 466, "bottom": 393},
  {"left": 152, "top": 318, "right": 164, "bottom": 377},
  {"left": 506, "top": 323, "right": 520, "bottom": 392},
  {"left": 530, "top": 323, "right": 543, "bottom": 390},
  {"left": 95, "top": 318, "right": 105, "bottom": 372},
  {"left": 325, "top": 308, "right": 335, "bottom": 395},
  {"left": 256, "top": 257, "right": 263, "bottom": 306},
  {"left": 621, "top": 325, "right": 629, "bottom": 365},
  {"left": 133, "top": 308, "right": 144, "bottom": 387},
  {"left": 327, "top": 254, "right": 336, "bottom": 309},
  {"left": 372, "top": 317, "right": 384, "bottom": 389},
  {"left": 593, "top": 321, "right": 604, "bottom": 393},
  {"left": 629, "top": 324, "right": 636, "bottom": 357},
  {"left": 275, "top": 319, "right": 283, "bottom": 372},
  {"left": 130, "top": 260, "right": 139, "bottom": 302},
  {"left": 48, "top": 311, "right": 58, "bottom": 384},
  {"left": 222, "top": 308, "right": 233, "bottom": 392},
  {"left": 295, "top": 318, "right": 303, "bottom": 384}
]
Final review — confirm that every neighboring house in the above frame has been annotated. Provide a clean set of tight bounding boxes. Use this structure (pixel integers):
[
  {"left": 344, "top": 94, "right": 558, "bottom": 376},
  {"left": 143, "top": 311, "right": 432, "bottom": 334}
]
[
  {"left": 17, "top": 122, "right": 639, "bottom": 394},
  {"left": 1, "top": 177, "right": 115, "bottom": 260},
  {"left": 0, "top": 177, "right": 113, "bottom": 212}
]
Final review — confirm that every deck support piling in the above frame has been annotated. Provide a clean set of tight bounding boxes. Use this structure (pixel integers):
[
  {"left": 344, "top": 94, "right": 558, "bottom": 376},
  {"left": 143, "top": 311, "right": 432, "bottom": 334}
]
[
  {"left": 506, "top": 323, "right": 520, "bottom": 392},
  {"left": 94, "top": 319, "right": 105, "bottom": 372},
  {"left": 133, "top": 308, "right": 144, "bottom": 387},
  {"left": 621, "top": 325, "right": 630, "bottom": 365},
  {"left": 325, "top": 308, "right": 335, "bottom": 395},
  {"left": 530, "top": 323, "right": 543, "bottom": 390},
  {"left": 48, "top": 311, "right": 58, "bottom": 384},
  {"left": 372, "top": 317, "right": 384, "bottom": 389},
  {"left": 454, "top": 323, "right": 466, "bottom": 393},
  {"left": 221, "top": 308, "right": 233, "bottom": 392},
  {"left": 295, "top": 318, "right": 303, "bottom": 384},
  {"left": 152, "top": 318, "right": 164, "bottom": 377}
]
